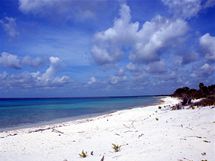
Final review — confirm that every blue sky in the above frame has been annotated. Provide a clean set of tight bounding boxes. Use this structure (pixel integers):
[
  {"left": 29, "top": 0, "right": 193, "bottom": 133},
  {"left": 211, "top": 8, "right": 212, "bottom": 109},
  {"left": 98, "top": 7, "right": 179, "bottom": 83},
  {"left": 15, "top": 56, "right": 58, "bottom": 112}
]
[{"left": 0, "top": 0, "right": 215, "bottom": 97}]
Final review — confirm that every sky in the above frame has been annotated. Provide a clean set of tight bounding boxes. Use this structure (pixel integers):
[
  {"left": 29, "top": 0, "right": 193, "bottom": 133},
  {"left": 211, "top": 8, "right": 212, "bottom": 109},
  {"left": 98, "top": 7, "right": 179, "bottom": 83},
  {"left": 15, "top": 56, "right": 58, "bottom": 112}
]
[{"left": 0, "top": 0, "right": 215, "bottom": 97}]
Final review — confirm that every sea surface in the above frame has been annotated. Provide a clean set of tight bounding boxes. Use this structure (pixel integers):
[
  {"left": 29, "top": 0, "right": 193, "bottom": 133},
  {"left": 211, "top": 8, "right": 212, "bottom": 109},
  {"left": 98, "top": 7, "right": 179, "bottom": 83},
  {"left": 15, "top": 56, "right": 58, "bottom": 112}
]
[{"left": 0, "top": 96, "right": 163, "bottom": 130}]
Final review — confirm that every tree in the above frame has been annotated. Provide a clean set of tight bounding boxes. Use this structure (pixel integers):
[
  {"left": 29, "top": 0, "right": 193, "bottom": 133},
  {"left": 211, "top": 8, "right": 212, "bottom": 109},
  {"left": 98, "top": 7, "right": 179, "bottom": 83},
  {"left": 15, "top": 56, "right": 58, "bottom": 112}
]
[
  {"left": 199, "top": 83, "right": 205, "bottom": 90},
  {"left": 199, "top": 82, "right": 208, "bottom": 96}
]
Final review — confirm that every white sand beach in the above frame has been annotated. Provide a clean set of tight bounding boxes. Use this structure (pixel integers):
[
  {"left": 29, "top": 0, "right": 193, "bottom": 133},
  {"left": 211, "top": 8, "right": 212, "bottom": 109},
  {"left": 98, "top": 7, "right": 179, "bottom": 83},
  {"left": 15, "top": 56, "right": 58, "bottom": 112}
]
[{"left": 0, "top": 97, "right": 214, "bottom": 161}]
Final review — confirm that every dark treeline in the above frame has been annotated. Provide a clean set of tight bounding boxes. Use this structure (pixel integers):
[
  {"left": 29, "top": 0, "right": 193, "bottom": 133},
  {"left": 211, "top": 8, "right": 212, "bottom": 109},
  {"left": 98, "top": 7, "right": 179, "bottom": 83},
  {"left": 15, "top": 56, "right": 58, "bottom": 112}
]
[{"left": 172, "top": 83, "right": 215, "bottom": 106}]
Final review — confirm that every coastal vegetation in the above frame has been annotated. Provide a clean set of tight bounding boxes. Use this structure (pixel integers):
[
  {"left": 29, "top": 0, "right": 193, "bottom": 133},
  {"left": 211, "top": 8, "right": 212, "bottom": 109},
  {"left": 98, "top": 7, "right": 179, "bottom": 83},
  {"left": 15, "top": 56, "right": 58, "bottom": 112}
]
[
  {"left": 79, "top": 150, "right": 87, "bottom": 158},
  {"left": 112, "top": 144, "right": 121, "bottom": 152},
  {"left": 172, "top": 83, "right": 215, "bottom": 107}
]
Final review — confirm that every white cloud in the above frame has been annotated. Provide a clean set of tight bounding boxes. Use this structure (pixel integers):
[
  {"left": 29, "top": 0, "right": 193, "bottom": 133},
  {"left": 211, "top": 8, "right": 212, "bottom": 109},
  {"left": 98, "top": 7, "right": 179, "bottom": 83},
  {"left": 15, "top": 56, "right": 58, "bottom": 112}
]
[
  {"left": 109, "top": 68, "right": 127, "bottom": 85},
  {"left": 22, "top": 56, "right": 43, "bottom": 67},
  {"left": 88, "top": 76, "right": 97, "bottom": 85},
  {"left": 0, "top": 17, "right": 19, "bottom": 38},
  {"left": 35, "top": 56, "right": 68, "bottom": 85},
  {"left": 91, "top": 46, "right": 122, "bottom": 64},
  {"left": 162, "top": 0, "right": 201, "bottom": 19},
  {"left": 0, "top": 52, "right": 21, "bottom": 68},
  {"left": 117, "top": 68, "right": 125, "bottom": 76},
  {"left": 130, "top": 16, "right": 188, "bottom": 62},
  {"left": 162, "top": 0, "right": 215, "bottom": 19},
  {"left": 200, "top": 63, "right": 214, "bottom": 75},
  {"left": 146, "top": 60, "right": 166, "bottom": 73},
  {"left": 49, "top": 56, "right": 60, "bottom": 64},
  {"left": 191, "top": 62, "right": 215, "bottom": 79},
  {"left": 109, "top": 75, "right": 127, "bottom": 85},
  {"left": 18, "top": 0, "right": 105, "bottom": 21},
  {"left": 92, "top": 4, "right": 139, "bottom": 64},
  {"left": 0, "top": 56, "right": 70, "bottom": 89},
  {"left": 174, "top": 52, "right": 199, "bottom": 65},
  {"left": 19, "top": 0, "right": 69, "bottom": 14},
  {"left": 0, "top": 52, "right": 44, "bottom": 69},
  {"left": 181, "top": 52, "right": 198, "bottom": 64},
  {"left": 203, "top": 0, "right": 215, "bottom": 8},
  {"left": 0, "top": 72, "right": 69, "bottom": 89},
  {"left": 199, "top": 33, "right": 215, "bottom": 61},
  {"left": 109, "top": 76, "right": 119, "bottom": 85},
  {"left": 126, "top": 62, "right": 137, "bottom": 71},
  {"left": 0, "top": 72, "right": 8, "bottom": 80},
  {"left": 91, "top": 4, "right": 188, "bottom": 64}
]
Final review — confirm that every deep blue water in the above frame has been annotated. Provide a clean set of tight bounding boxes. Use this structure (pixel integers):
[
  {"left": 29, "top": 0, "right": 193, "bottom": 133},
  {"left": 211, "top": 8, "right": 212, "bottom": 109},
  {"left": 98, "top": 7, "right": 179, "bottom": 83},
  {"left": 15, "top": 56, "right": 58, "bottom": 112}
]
[{"left": 0, "top": 96, "right": 162, "bottom": 129}]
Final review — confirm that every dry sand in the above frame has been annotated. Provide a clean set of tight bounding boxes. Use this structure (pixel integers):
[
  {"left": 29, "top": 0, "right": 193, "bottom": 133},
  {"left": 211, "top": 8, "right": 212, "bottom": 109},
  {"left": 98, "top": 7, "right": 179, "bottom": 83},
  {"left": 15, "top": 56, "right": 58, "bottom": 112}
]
[{"left": 0, "top": 97, "right": 214, "bottom": 161}]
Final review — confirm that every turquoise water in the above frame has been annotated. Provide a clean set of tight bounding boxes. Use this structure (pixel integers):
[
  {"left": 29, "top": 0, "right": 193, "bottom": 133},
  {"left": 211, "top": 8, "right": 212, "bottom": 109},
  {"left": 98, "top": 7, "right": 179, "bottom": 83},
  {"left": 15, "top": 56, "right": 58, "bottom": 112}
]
[{"left": 0, "top": 96, "right": 162, "bottom": 129}]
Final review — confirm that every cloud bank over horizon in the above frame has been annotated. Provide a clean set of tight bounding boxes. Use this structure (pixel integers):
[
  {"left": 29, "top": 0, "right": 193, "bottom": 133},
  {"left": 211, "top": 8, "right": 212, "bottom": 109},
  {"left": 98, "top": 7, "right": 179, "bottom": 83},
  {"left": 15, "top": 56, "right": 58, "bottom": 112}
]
[{"left": 0, "top": 0, "right": 214, "bottom": 97}]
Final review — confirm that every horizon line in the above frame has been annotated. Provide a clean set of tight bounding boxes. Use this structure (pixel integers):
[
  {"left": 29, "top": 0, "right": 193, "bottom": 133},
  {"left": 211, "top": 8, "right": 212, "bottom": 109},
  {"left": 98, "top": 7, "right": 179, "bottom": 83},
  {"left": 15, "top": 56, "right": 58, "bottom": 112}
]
[{"left": 0, "top": 94, "right": 170, "bottom": 99}]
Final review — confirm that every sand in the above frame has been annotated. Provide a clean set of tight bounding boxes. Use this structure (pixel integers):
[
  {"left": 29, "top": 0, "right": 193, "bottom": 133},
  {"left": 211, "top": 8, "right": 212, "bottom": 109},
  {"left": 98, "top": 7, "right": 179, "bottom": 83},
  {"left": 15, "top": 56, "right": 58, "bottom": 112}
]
[{"left": 0, "top": 97, "right": 214, "bottom": 161}]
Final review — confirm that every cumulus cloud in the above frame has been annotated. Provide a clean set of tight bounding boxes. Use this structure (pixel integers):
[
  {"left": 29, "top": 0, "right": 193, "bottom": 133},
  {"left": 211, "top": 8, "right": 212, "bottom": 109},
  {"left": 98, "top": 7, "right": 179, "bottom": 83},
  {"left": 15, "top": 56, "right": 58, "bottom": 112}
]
[
  {"left": 18, "top": 0, "right": 105, "bottom": 21},
  {"left": 22, "top": 56, "right": 43, "bottom": 67},
  {"left": 40, "top": 56, "right": 60, "bottom": 81},
  {"left": 109, "top": 75, "right": 127, "bottom": 85},
  {"left": 146, "top": 61, "right": 166, "bottom": 74},
  {"left": 126, "top": 62, "right": 137, "bottom": 71},
  {"left": 0, "top": 17, "right": 19, "bottom": 38},
  {"left": 0, "top": 56, "right": 70, "bottom": 89},
  {"left": 91, "top": 4, "right": 188, "bottom": 65},
  {"left": 0, "top": 52, "right": 21, "bottom": 69},
  {"left": 109, "top": 68, "right": 127, "bottom": 85},
  {"left": 181, "top": 52, "right": 198, "bottom": 64},
  {"left": 19, "top": 0, "right": 60, "bottom": 13},
  {"left": 172, "top": 52, "right": 198, "bottom": 66},
  {"left": 203, "top": 0, "right": 215, "bottom": 8},
  {"left": 32, "top": 56, "right": 70, "bottom": 87},
  {"left": 117, "top": 68, "right": 125, "bottom": 76},
  {"left": 0, "top": 72, "right": 69, "bottom": 89},
  {"left": 162, "top": 0, "right": 215, "bottom": 19},
  {"left": 130, "top": 16, "right": 188, "bottom": 62},
  {"left": 190, "top": 62, "right": 215, "bottom": 81},
  {"left": 162, "top": 0, "right": 201, "bottom": 19},
  {"left": 91, "top": 46, "right": 121, "bottom": 64},
  {"left": 199, "top": 33, "right": 215, "bottom": 61},
  {"left": 88, "top": 76, "right": 97, "bottom": 85},
  {"left": 0, "top": 52, "right": 43, "bottom": 69},
  {"left": 200, "top": 63, "right": 215, "bottom": 75},
  {"left": 91, "top": 4, "right": 138, "bottom": 64}
]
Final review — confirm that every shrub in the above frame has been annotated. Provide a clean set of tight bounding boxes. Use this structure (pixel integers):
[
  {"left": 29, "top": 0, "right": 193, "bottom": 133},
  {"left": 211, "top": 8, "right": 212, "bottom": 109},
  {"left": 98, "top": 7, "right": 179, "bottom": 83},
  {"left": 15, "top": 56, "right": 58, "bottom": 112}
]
[
  {"left": 191, "top": 106, "right": 195, "bottom": 109},
  {"left": 79, "top": 150, "right": 87, "bottom": 158},
  {"left": 112, "top": 144, "right": 121, "bottom": 152},
  {"left": 172, "top": 83, "right": 215, "bottom": 100},
  {"left": 194, "top": 96, "right": 215, "bottom": 106}
]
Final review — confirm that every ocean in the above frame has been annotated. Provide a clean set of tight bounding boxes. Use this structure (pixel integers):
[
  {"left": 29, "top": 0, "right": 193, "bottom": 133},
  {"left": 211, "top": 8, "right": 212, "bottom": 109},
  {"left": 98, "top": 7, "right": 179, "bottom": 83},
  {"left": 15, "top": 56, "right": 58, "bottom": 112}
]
[{"left": 0, "top": 96, "right": 163, "bottom": 130}]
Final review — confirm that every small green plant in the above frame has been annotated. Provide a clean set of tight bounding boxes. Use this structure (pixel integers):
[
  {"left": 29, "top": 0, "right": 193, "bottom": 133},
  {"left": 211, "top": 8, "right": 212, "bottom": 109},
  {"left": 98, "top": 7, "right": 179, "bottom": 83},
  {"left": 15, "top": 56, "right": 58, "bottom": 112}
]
[
  {"left": 79, "top": 150, "right": 87, "bottom": 158},
  {"left": 112, "top": 143, "right": 121, "bottom": 152}
]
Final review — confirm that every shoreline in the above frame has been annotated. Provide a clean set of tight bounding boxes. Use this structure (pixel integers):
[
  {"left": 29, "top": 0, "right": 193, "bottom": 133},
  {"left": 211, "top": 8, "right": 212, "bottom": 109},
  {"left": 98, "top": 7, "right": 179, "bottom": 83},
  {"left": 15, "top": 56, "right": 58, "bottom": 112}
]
[
  {"left": 0, "top": 96, "right": 214, "bottom": 161},
  {"left": 0, "top": 96, "right": 164, "bottom": 132}
]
